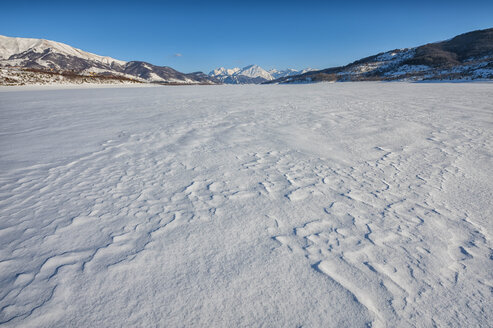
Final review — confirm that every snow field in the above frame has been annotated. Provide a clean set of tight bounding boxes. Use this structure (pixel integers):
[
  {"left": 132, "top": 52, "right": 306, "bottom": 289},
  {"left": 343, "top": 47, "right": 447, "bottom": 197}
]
[{"left": 0, "top": 83, "right": 492, "bottom": 327}]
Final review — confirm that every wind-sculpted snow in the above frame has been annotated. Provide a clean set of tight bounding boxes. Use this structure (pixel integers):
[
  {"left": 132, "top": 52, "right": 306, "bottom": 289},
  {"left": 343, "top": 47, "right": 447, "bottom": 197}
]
[{"left": 0, "top": 83, "right": 492, "bottom": 327}]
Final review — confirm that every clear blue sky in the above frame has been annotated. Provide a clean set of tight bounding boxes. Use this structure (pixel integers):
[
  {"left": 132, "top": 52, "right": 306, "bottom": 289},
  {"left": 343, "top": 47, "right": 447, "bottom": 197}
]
[{"left": 1, "top": 0, "right": 492, "bottom": 73}]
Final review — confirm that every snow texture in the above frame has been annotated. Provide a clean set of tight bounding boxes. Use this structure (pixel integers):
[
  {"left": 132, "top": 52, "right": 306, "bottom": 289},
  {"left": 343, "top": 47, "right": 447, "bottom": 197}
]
[{"left": 0, "top": 83, "right": 492, "bottom": 327}]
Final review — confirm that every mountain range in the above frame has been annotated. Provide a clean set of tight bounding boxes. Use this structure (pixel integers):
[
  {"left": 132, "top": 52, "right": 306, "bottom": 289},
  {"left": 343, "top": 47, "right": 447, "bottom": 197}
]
[
  {"left": 266, "top": 28, "right": 493, "bottom": 84},
  {"left": 0, "top": 35, "right": 219, "bottom": 85},
  {"left": 209, "top": 65, "right": 314, "bottom": 84},
  {"left": 1, "top": 28, "right": 492, "bottom": 86},
  {"left": 0, "top": 35, "right": 312, "bottom": 86}
]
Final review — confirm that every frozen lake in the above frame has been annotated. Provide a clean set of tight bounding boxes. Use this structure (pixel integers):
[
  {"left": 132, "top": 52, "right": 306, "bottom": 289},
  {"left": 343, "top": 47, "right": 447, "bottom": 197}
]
[{"left": 1, "top": 83, "right": 492, "bottom": 327}]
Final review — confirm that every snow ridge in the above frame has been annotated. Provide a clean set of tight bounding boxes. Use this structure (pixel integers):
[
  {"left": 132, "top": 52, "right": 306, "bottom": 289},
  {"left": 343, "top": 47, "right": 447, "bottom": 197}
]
[{"left": 1, "top": 84, "right": 492, "bottom": 327}]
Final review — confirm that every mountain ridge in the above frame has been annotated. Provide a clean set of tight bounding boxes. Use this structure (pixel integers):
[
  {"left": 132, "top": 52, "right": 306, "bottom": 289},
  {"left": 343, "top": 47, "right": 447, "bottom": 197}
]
[
  {"left": 0, "top": 35, "right": 218, "bottom": 85},
  {"left": 2, "top": 28, "right": 492, "bottom": 86},
  {"left": 209, "top": 64, "right": 314, "bottom": 84},
  {"left": 266, "top": 28, "right": 493, "bottom": 84}
]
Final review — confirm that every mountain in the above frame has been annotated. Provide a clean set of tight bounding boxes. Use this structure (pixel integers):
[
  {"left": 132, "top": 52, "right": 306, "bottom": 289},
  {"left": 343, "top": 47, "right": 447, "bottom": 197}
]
[
  {"left": 209, "top": 65, "right": 314, "bottom": 84},
  {"left": 268, "top": 68, "right": 315, "bottom": 79},
  {"left": 209, "top": 65, "right": 273, "bottom": 84},
  {"left": 210, "top": 67, "right": 241, "bottom": 77},
  {"left": 266, "top": 28, "right": 493, "bottom": 84},
  {"left": 121, "top": 61, "right": 214, "bottom": 84},
  {"left": 236, "top": 65, "right": 273, "bottom": 80},
  {"left": 0, "top": 35, "right": 218, "bottom": 85}
]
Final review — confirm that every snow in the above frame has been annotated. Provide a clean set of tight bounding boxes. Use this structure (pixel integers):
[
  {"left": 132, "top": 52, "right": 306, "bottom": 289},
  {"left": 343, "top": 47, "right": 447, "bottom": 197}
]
[
  {"left": 473, "top": 68, "right": 493, "bottom": 78},
  {"left": 0, "top": 83, "right": 492, "bottom": 327},
  {"left": 300, "top": 67, "right": 316, "bottom": 74},
  {"left": 336, "top": 49, "right": 416, "bottom": 78},
  {"left": 375, "top": 49, "right": 414, "bottom": 62},
  {"left": 384, "top": 64, "right": 430, "bottom": 77},
  {"left": 0, "top": 67, "right": 142, "bottom": 86},
  {"left": 147, "top": 72, "right": 163, "bottom": 82},
  {"left": 81, "top": 68, "right": 145, "bottom": 81}
]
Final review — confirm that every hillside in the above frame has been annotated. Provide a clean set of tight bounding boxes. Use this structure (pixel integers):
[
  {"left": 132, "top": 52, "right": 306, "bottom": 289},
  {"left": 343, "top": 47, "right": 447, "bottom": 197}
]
[
  {"left": 267, "top": 28, "right": 493, "bottom": 83},
  {"left": 0, "top": 35, "right": 218, "bottom": 85}
]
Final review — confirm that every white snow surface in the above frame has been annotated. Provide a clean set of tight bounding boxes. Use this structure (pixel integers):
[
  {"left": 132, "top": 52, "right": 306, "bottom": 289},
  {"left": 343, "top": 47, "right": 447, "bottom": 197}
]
[{"left": 0, "top": 83, "right": 492, "bottom": 327}]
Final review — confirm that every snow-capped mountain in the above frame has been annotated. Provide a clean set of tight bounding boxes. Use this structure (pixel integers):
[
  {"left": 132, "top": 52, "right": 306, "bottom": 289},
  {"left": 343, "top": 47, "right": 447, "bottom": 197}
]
[
  {"left": 209, "top": 67, "right": 240, "bottom": 76},
  {"left": 0, "top": 35, "right": 126, "bottom": 66},
  {"left": 0, "top": 35, "right": 218, "bottom": 85},
  {"left": 236, "top": 65, "right": 273, "bottom": 80},
  {"left": 268, "top": 68, "right": 298, "bottom": 79},
  {"left": 267, "top": 28, "right": 493, "bottom": 84},
  {"left": 209, "top": 65, "right": 273, "bottom": 84},
  {"left": 268, "top": 68, "right": 315, "bottom": 79},
  {"left": 209, "top": 65, "right": 315, "bottom": 84}
]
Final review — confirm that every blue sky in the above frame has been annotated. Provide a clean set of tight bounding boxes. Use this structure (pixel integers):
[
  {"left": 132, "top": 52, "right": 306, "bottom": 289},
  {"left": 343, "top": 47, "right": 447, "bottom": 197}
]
[{"left": 1, "top": 0, "right": 492, "bottom": 73}]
